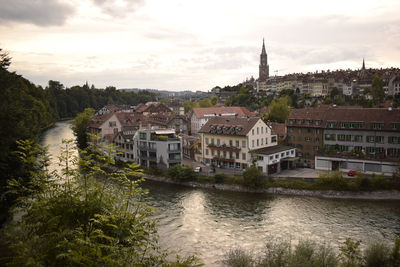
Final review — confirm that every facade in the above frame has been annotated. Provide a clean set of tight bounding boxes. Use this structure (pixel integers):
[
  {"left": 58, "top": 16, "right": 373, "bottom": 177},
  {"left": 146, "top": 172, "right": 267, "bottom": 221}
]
[
  {"left": 134, "top": 128, "right": 182, "bottom": 170},
  {"left": 252, "top": 146, "right": 297, "bottom": 175},
  {"left": 198, "top": 117, "right": 277, "bottom": 169},
  {"left": 190, "top": 106, "right": 255, "bottom": 135},
  {"left": 287, "top": 106, "right": 400, "bottom": 171},
  {"left": 181, "top": 134, "right": 200, "bottom": 160}
]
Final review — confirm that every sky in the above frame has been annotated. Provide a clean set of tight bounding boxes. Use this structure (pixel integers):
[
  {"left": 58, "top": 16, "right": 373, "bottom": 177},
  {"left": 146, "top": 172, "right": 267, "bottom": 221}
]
[{"left": 1, "top": 0, "right": 400, "bottom": 91}]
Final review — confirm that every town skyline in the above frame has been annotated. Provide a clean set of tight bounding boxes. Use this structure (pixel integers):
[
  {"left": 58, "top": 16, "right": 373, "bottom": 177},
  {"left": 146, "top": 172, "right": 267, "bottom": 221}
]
[{"left": 1, "top": 0, "right": 400, "bottom": 91}]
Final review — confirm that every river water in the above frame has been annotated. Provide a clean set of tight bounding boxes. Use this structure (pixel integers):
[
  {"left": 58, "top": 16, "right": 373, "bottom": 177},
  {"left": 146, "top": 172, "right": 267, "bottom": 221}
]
[{"left": 41, "top": 121, "right": 400, "bottom": 266}]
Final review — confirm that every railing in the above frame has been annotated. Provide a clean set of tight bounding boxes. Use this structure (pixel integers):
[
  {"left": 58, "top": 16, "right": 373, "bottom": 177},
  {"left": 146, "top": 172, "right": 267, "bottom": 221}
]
[{"left": 207, "top": 144, "right": 241, "bottom": 152}]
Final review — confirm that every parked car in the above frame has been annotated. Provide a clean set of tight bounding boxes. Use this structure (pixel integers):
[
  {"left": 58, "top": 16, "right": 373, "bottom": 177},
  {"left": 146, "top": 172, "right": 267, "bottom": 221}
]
[
  {"left": 347, "top": 170, "right": 356, "bottom": 176},
  {"left": 194, "top": 166, "right": 202, "bottom": 173}
]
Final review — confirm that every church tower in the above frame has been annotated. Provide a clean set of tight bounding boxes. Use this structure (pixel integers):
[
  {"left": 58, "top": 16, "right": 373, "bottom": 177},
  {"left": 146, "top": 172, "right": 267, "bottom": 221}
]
[
  {"left": 259, "top": 38, "right": 269, "bottom": 81},
  {"left": 362, "top": 58, "right": 365, "bottom": 70}
]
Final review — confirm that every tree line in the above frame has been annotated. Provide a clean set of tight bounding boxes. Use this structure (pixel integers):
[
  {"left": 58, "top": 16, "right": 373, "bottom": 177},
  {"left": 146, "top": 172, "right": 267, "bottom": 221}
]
[{"left": 0, "top": 49, "right": 157, "bottom": 225}]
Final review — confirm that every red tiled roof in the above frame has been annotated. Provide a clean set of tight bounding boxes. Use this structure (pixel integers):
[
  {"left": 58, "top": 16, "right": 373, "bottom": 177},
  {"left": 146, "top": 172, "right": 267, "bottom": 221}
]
[
  {"left": 192, "top": 106, "right": 255, "bottom": 119},
  {"left": 198, "top": 116, "right": 261, "bottom": 136},
  {"left": 288, "top": 106, "right": 400, "bottom": 131}
]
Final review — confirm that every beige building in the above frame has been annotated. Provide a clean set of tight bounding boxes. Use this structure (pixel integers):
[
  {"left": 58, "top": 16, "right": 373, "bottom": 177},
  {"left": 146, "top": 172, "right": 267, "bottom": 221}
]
[{"left": 198, "top": 117, "right": 277, "bottom": 169}]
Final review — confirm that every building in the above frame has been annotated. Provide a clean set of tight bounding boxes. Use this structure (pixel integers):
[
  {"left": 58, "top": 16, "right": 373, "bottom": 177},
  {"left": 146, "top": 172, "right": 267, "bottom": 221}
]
[
  {"left": 134, "top": 128, "right": 182, "bottom": 170},
  {"left": 252, "top": 146, "right": 297, "bottom": 175},
  {"left": 181, "top": 134, "right": 200, "bottom": 160},
  {"left": 287, "top": 106, "right": 400, "bottom": 172},
  {"left": 198, "top": 116, "right": 278, "bottom": 170},
  {"left": 259, "top": 38, "right": 269, "bottom": 81},
  {"left": 135, "top": 102, "right": 172, "bottom": 115},
  {"left": 190, "top": 106, "right": 255, "bottom": 135}
]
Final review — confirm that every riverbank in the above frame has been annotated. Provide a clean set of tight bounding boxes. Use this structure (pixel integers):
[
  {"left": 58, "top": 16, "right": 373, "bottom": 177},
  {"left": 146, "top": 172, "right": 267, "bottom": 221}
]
[{"left": 144, "top": 174, "right": 400, "bottom": 200}]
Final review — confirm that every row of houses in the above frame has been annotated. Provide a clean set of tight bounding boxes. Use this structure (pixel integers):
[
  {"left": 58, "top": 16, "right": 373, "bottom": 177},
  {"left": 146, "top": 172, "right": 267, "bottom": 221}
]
[
  {"left": 286, "top": 105, "right": 400, "bottom": 174},
  {"left": 256, "top": 67, "right": 400, "bottom": 97}
]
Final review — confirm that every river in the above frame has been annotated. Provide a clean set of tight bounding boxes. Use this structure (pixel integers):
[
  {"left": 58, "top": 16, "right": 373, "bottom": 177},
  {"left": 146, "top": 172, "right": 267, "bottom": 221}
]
[{"left": 41, "top": 121, "right": 400, "bottom": 266}]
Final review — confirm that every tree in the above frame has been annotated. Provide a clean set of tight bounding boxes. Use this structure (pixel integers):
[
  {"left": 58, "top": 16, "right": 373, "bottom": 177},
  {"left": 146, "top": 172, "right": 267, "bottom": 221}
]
[
  {"left": 243, "top": 166, "right": 264, "bottom": 188},
  {"left": 371, "top": 75, "right": 385, "bottom": 105},
  {"left": 199, "top": 98, "right": 213, "bottom": 108},
  {"left": 0, "top": 48, "right": 11, "bottom": 70},
  {"left": 267, "top": 97, "right": 290, "bottom": 123},
  {"left": 6, "top": 140, "right": 200, "bottom": 266},
  {"left": 211, "top": 95, "right": 218, "bottom": 106},
  {"left": 71, "top": 108, "right": 95, "bottom": 149}
]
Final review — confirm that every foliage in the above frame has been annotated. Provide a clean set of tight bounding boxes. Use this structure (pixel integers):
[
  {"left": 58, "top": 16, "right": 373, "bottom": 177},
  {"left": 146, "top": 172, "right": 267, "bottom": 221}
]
[
  {"left": 317, "top": 170, "right": 348, "bottom": 190},
  {"left": 340, "top": 238, "right": 363, "bottom": 267},
  {"left": 371, "top": 75, "right": 385, "bottom": 105},
  {"left": 222, "top": 248, "right": 254, "bottom": 267},
  {"left": 0, "top": 48, "right": 11, "bottom": 70},
  {"left": 167, "top": 165, "right": 196, "bottom": 182},
  {"left": 214, "top": 173, "right": 226, "bottom": 184},
  {"left": 184, "top": 100, "right": 198, "bottom": 113},
  {"left": 71, "top": 108, "right": 95, "bottom": 149},
  {"left": 223, "top": 238, "right": 400, "bottom": 267},
  {"left": 198, "top": 98, "right": 213, "bottom": 108},
  {"left": 224, "top": 85, "right": 258, "bottom": 111},
  {"left": 243, "top": 166, "right": 264, "bottom": 188},
  {"left": 5, "top": 140, "right": 200, "bottom": 266},
  {"left": 267, "top": 97, "right": 291, "bottom": 123},
  {"left": 364, "top": 241, "right": 391, "bottom": 267}
]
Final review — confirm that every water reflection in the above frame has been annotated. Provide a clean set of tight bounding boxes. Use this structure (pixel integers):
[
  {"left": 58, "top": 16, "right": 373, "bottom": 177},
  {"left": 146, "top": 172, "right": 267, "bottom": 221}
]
[{"left": 144, "top": 180, "right": 400, "bottom": 266}]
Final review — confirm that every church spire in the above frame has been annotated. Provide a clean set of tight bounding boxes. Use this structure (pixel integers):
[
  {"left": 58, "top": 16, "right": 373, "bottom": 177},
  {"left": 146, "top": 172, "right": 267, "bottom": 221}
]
[
  {"left": 362, "top": 57, "right": 365, "bottom": 70},
  {"left": 259, "top": 38, "right": 269, "bottom": 81},
  {"left": 261, "top": 38, "right": 266, "bottom": 55}
]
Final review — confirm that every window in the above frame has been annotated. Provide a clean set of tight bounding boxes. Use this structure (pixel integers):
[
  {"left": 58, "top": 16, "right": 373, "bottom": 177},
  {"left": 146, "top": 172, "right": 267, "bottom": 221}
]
[
  {"left": 291, "top": 150, "right": 294, "bottom": 155},
  {"left": 252, "top": 140, "right": 254, "bottom": 147},
  {"left": 242, "top": 153, "right": 246, "bottom": 160},
  {"left": 109, "top": 121, "right": 116, "bottom": 127},
  {"left": 236, "top": 152, "right": 239, "bottom": 159},
  {"left": 261, "top": 127, "right": 264, "bottom": 134},
  {"left": 139, "top": 132, "right": 147, "bottom": 140},
  {"left": 275, "top": 154, "right": 279, "bottom": 159},
  {"left": 257, "top": 139, "right": 259, "bottom": 146},
  {"left": 205, "top": 149, "right": 209, "bottom": 155},
  {"left": 265, "top": 137, "right": 268, "bottom": 144},
  {"left": 252, "top": 129, "right": 254, "bottom": 135},
  {"left": 305, "top": 137, "right": 312, "bottom": 142},
  {"left": 242, "top": 140, "right": 246, "bottom": 148},
  {"left": 211, "top": 138, "right": 214, "bottom": 145},
  {"left": 169, "top": 143, "right": 180, "bottom": 151},
  {"left": 269, "top": 156, "right": 273, "bottom": 160},
  {"left": 271, "top": 136, "right": 277, "bottom": 143},
  {"left": 236, "top": 140, "right": 240, "bottom": 147},
  {"left": 229, "top": 152, "right": 233, "bottom": 159},
  {"left": 229, "top": 140, "right": 233, "bottom": 146},
  {"left": 281, "top": 153, "right": 285, "bottom": 157},
  {"left": 261, "top": 138, "right": 264, "bottom": 145},
  {"left": 223, "top": 151, "right": 227, "bottom": 158},
  {"left": 257, "top": 127, "right": 259, "bottom": 134},
  {"left": 258, "top": 156, "right": 263, "bottom": 161},
  {"left": 205, "top": 138, "right": 209, "bottom": 145},
  {"left": 217, "top": 139, "right": 220, "bottom": 146}
]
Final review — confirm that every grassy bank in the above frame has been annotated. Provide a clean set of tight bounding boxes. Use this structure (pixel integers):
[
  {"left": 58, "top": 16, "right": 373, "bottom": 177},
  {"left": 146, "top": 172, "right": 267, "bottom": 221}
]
[{"left": 143, "top": 165, "right": 400, "bottom": 193}]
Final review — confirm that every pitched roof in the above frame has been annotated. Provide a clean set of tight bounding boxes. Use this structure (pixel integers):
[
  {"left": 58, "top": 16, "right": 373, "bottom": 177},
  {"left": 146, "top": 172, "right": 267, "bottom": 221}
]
[
  {"left": 192, "top": 106, "right": 255, "bottom": 119},
  {"left": 88, "top": 113, "right": 114, "bottom": 128},
  {"left": 198, "top": 116, "right": 261, "bottom": 136},
  {"left": 270, "top": 122, "right": 286, "bottom": 138},
  {"left": 288, "top": 106, "right": 400, "bottom": 131}
]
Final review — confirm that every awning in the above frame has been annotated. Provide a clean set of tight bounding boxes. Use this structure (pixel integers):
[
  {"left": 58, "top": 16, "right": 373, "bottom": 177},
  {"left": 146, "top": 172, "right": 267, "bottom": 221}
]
[{"left": 155, "top": 129, "right": 175, "bottom": 135}]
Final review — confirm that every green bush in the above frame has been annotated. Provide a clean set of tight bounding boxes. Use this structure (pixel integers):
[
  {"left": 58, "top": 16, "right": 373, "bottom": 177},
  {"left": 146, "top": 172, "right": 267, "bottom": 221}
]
[
  {"left": 197, "top": 174, "right": 213, "bottom": 184},
  {"left": 317, "top": 170, "right": 348, "bottom": 190},
  {"left": 243, "top": 166, "right": 264, "bottom": 188},
  {"left": 166, "top": 165, "right": 196, "bottom": 182},
  {"left": 214, "top": 173, "right": 226, "bottom": 184},
  {"left": 222, "top": 248, "right": 254, "bottom": 267},
  {"left": 364, "top": 241, "right": 391, "bottom": 267},
  {"left": 224, "top": 176, "right": 244, "bottom": 185}
]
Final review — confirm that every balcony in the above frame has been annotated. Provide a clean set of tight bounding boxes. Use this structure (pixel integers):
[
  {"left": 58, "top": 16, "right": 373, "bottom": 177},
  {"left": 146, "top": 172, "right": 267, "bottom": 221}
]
[
  {"left": 138, "top": 145, "right": 157, "bottom": 152},
  {"left": 168, "top": 157, "right": 181, "bottom": 163},
  {"left": 151, "top": 134, "right": 179, "bottom": 142},
  {"left": 207, "top": 144, "right": 241, "bottom": 152}
]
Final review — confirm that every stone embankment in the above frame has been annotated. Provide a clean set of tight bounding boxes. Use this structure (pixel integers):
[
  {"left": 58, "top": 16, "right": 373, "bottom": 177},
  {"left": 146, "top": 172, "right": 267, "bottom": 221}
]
[{"left": 144, "top": 175, "right": 400, "bottom": 200}]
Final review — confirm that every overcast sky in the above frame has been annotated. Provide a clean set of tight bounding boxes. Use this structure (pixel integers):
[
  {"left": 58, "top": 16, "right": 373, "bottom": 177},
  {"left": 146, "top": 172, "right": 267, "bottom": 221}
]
[{"left": 1, "top": 0, "right": 400, "bottom": 91}]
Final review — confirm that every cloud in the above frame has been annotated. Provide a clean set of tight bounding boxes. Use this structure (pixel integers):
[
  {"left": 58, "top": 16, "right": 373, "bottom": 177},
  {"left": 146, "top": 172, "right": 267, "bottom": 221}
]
[
  {"left": 91, "top": 0, "right": 145, "bottom": 17},
  {"left": 0, "top": 0, "right": 75, "bottom": 26}
]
